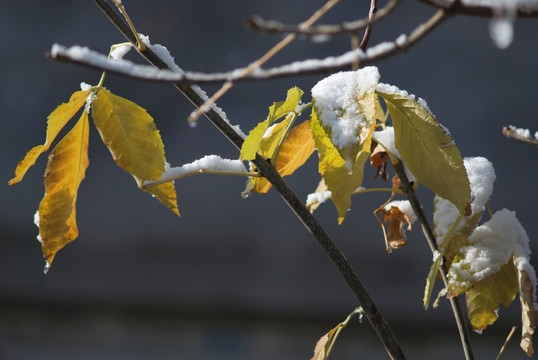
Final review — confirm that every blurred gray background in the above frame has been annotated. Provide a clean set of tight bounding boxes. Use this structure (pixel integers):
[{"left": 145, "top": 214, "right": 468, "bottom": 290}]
[{"left": 1, "top": 1, "right": 537, "bottom": 359}]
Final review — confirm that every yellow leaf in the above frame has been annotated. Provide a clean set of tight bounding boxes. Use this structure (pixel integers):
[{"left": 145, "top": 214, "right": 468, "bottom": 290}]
[
  {"left": 38, "top": 111, "right": 90, "bottom": 268},
  {"left": 254, "top": 120, "right": 315, "bottom": 193},
  {"left": 240, "top": 87, "right": 303, "bottom": 161},
  {"left": 466, "top": 260, "right": 519, "bottom": 331},
  {"left": 91, "top": 89, "right": 179, "bottom": 216},
  {"left": 311, "top": 110, "right": 374, "bottom": 224},
  {"left": 376, "top": 91, "right": 471, "bottom": 216},
  {"left": 9, "top": 89, "right": 91, "bottom": 185}
]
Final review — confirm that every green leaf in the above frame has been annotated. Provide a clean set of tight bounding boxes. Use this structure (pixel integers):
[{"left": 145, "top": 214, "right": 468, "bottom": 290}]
[
  {"left": 92, "top": 88, "right": 179, "bottom": 216},
  {"left": 310, "top": 110, "right": 374, "bottom": 224},
  {"left": 240, "top": 87, "right": 303, "bottom": 161},
  {"left": 466, "top": 260, "right": 518, "bottom": 331},
  {"left": 376, "top": 91, "right": 471, "bottom": 216}
]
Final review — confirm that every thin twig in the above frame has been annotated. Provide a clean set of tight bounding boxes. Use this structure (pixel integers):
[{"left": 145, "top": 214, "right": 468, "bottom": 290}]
[
  {"left": 91, "top": 1, "right": 405, "bottom": 358},
  {"left": 496, "top": 326, "right": 517, "bottom": 360},
  {"left": 502, "top": 126, "right": 538, "bottom": 146},
  {"left": 48, "top": 9, "right": 448, "bottom": 84},
  {"left": 359, "top": 0, "right": 377, "bottom": 50},
  {"left": 393, "top": 161, "right": 474, "bottom": 360},
  {"left": 187, "top": 0, "right": 340, "bottom": 124},
  {"left": 245, "top": 0, "right": 399, "bottom": 37}
]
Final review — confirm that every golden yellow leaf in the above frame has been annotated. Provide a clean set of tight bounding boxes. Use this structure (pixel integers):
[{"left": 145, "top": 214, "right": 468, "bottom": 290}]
[
  {"left": 424, "top": 251, "right": 444, "bottom": 310},
  {"left": 466, "top": 260, "right": 519, "bottom": 331},
  {"left": 9, "top": 89, "right": 91, "bottom": 185},
  {"left": 91, "top": 88, "right": 179, "bottom": 216},
  {"left": 38, "top": 111, "right": 90, "bottom": 268},
  {"left": 254, "top": 120, "right": 315, "bottom": 193}
]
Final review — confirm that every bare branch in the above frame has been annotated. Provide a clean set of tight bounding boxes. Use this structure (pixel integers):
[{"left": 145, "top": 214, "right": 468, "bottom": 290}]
[
  {"left": 503, "top": 126, "right": 538, "bottom": 146},
  {"left": 418, "top": 0, "right": 538, "bottom": 17},
  {"left": 359, "top": 0, "right": 378, "bottom": 50},
  {"left": 245, "top": 0, "right": 399, "bottom": 37}
]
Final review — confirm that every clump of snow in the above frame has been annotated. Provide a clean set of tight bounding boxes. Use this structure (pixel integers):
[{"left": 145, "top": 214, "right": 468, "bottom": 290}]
[
  {"left": 448, "top": 209, "right": 532, "bottom": 289},
  {"left": 306, "top": 190, "right": 332, "bottom": 207},
  {"left": 434, "top": 157, "right": 495, "bottom": 245},
  {"left": 312, "top": 67, "right": 380, "bottom": 151},
  {"left": 384, "top": 200, "right": 417, "bottom": 223},
  {"left": 510, "top": 125, "right": 531, "bottom": 138},
  {"left": 372, "top": 126, "right": 417, "bottom": 183},
  {"left": 80, "top": 82, "right": 92, "bottom": 91},
  {"left": 490, "top": 17, "right": 514, "bottom": 49},
  {"left": 149, "top": 155, "right": 247, "bottom": 186}
]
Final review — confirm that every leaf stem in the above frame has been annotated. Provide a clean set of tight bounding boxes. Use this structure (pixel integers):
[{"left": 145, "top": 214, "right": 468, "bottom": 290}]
[
  {"left": 111, "top": 0, "right": 146, "bottom": 51},
  {"left": 326, "top": 307, "right": 364, "bottom": 357},
  {"left": 393, "top": 161, "right": 474, "bottom": 360}
]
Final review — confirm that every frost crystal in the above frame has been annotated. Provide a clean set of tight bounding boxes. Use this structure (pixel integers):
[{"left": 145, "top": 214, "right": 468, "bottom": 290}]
[{"left": 311, "top": 67, "right": 380, "bottom": 150}]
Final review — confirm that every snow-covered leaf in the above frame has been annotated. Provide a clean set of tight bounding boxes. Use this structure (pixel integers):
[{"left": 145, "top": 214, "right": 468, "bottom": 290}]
[
  {"left": 376, "top": 90, "right": 471, "bottom": 216},
  {"left": 465, "top": 260, "right": 519, "bottom": 330},
  {"left": 311, "top": 67, "right": 379, "bottom": 170}
]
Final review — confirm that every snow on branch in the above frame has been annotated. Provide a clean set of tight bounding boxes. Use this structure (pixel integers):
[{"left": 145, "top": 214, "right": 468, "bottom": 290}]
[{"left": 48, "top": 9, "right": 447, "bottom": 85}]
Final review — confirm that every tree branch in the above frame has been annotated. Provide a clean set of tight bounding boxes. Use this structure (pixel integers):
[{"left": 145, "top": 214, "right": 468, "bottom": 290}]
[
  {"left": 502, "top": 126, "right": 538, "bottom": 146},
  {"left": 245, "top": 0, "right": 399, "bottom": 37},
  {"left": 91, "top": 0, "right": 405, "bottom": 358},
  {"left": 359, "top": 0, "right": 378, "bottom": 50},
  {"left": 393, "top": 161, "right": 474, "bottom": 360},
  {"left": 49, "top": 8, "right": 448, "bottom": 85},
  {"left": 418, "top": 0, "right": 538, "bottom": 17}
]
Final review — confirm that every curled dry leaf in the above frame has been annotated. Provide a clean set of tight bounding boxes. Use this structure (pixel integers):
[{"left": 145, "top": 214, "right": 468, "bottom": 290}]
[{"left": 370, "top": 143, "right": 389, "bottom": 180}]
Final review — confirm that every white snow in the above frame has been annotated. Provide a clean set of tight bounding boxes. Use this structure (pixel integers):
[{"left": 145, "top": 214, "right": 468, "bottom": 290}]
[
  {"left": 80, "top": 82, "right": 92, "bottom": 91},
  {"left": 509, "top": 125, "right": 531, "bottom": 138},
  {"left": 372, "top": 126, "right": 417, "bottom": 183},
  {"left": 448, "top": 209, "right": 533, "bottom": 288},
  {"left": 434, "top": 157, "right": 495, "bottom": 245},
  {"left": 150, "top": 155, "right": 247, "bottom": 185},
  {"left": 110, "top": 43, "right": 132, "bottom": 60},
  {"left": 306, "top": 190, "right": 332, "bottom": 207},
  {"left": 311, "top": 67, "right": 380, "bottom": 153},
  {"left": 384, "top": 200, "right": 417, "bottom": 223}
]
